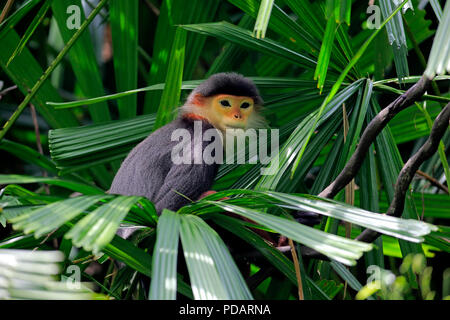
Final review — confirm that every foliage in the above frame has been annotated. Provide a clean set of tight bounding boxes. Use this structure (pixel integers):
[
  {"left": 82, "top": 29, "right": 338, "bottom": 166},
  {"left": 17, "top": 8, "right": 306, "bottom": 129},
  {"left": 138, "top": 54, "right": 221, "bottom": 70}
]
[
  {"left": 356, "top": 253, "right": 449, "bottom": 300},
  {"left": 0, "top": 0, "right": 448, "bottom": 300}
]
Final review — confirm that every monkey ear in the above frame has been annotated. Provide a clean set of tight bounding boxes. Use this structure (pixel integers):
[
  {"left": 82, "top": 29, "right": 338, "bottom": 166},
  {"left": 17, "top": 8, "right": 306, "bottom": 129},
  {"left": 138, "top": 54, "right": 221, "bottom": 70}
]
[{"left": 191, "top": 93, "right": 206, "bottom": 106}]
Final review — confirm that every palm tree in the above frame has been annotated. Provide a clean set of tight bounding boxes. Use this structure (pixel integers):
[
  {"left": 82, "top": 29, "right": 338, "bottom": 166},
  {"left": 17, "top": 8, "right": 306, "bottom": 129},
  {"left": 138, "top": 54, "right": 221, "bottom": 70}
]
[{"left": 0, "top": 0, "right": 448, "bottom": 300}]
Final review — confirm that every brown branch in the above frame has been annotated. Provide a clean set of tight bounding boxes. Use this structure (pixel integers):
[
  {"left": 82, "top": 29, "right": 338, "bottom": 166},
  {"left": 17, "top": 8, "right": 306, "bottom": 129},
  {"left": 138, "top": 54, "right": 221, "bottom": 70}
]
[
  {"left": 144, "top": 0, "right": 160, "bottom": 16},
  {"left": 357, "top": 102, "right": 450, "bottom": 243},
  {"left": 296, "top": 76, "right": 434, "bottom": 260},
  {"left": 246, "top": 79, "right": 443, "bottom": 270},
  {"left": 0, "top": 0, "right": 15, "bottom": 24},
  {"left": 0, "top": 85, "right": 18, "bottom": 99},
  {"left": 29, "top": 104, "right": 50, "bottom": 194},
  {"left": 29, "top": 104, "right": 43, "bottom": 155},
  {"left": 319, "top": 75, "right": 431, "bottom": 199},
  {"left": 288, "top": 238, "right": 304, "bottom": 300},
  {"left": 386, "top": 102, "right": 449, "bottom": 217},
  {"left": 415, "top": 170, "right": 449, "bottom": 194}
]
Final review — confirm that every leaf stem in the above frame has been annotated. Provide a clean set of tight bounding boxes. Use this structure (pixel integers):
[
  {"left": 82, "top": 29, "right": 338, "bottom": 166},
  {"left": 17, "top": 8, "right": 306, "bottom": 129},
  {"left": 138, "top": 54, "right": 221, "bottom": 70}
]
[
  {"left": 0, "top": 0, "right": 15, "bottom": 24},
  {"left": 0, "top": 0, "right": 109, "bottom": 141}
]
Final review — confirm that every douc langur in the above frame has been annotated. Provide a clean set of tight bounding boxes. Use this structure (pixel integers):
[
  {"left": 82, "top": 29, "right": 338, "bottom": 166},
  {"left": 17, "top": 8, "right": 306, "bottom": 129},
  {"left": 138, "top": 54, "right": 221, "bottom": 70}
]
[
  {"left": 109, "top": 73, "right": 319, "bottom": 239},
  {"left": 109, "top": 73, "right": 265, "bottom": 213}
]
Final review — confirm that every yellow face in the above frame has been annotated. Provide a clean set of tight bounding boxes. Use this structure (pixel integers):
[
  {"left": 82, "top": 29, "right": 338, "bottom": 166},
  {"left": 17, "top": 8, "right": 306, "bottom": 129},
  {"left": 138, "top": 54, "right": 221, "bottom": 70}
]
[{"left": 209, "top": 94, "right": 255, "bottom": 131}]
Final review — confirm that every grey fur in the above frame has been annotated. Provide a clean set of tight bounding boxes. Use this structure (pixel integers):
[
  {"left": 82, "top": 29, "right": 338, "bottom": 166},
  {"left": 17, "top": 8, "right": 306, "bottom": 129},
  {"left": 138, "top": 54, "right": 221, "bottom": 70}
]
[
  {"left": 111, "top": 73, "right": 262, "bottom": 216},
  {"left": 110, "top": 74, "right": 320, "bottom": 241},
  {"left": 109, "top": 117, "right": 220, "bottom": 214}
]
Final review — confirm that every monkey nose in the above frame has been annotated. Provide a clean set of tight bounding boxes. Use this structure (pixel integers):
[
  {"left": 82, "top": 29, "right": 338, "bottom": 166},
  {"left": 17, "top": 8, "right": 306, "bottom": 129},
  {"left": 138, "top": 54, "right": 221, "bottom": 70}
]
[{"left": 234, "top": 113, "right": 242, "bottom": 119}]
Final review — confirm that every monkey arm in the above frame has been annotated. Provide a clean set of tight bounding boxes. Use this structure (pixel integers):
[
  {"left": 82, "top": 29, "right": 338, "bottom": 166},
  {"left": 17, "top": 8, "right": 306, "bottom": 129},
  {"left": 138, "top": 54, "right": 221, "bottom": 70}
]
[{"left": 152, "top": 162, "right": 218, "bottom": 214}]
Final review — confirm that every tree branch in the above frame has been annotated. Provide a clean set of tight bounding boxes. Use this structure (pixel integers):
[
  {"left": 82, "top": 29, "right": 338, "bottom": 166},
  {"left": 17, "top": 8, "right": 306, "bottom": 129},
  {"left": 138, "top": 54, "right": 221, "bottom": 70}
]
[
  {"left": 296, "top": 76, "right": 436, "bottom": 261},
  {"left": 236, "top": 86, "right": 446, "bottom": 291},
  {"left": 0, "top": 0, "right": 15, "bottom": 24},
  {"left": 319, "top": 75, "right": 431, "bottom": 199},
  {"left": 415, "top": 170, "right": 449, "bottom": 194},
  {"left": 357, "top": 102, "right": 450, "bottom": 243},
  {"left": 245, "top": 77, "right": 439, "bottom": 265}
]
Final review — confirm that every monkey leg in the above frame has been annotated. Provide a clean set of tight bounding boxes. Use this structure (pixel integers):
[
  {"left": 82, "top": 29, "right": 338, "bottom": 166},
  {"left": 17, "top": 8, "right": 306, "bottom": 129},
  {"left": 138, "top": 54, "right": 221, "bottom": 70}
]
[
  {"left": 277, "top": 211, "right": 321, "bottom": 246},
  {"left": 293, "top": 210, "right": 322, "bottom": 227}
]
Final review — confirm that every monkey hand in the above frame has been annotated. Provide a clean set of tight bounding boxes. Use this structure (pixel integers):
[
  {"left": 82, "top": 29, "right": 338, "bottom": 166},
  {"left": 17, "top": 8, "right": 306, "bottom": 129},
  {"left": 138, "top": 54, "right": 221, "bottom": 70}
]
[
  {"left": 198, "top": 190, "right": 230, "bottom": 201},
  {"left": 293, "top": 210, "right": 321, "bottom": 227}
]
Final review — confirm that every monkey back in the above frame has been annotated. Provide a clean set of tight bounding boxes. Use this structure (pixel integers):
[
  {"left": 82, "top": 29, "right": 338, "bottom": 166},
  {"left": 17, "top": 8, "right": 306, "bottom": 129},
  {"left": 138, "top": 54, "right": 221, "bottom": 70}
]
[{"left": 109, "top": 117, "right": 220, "bottom": 214}]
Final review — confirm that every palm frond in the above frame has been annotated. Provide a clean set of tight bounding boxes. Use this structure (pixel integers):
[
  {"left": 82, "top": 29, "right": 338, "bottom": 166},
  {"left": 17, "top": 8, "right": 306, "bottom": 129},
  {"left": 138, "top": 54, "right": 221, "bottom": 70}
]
[{"left": 0, "top": 249, "right": 106, "bottom": 300}]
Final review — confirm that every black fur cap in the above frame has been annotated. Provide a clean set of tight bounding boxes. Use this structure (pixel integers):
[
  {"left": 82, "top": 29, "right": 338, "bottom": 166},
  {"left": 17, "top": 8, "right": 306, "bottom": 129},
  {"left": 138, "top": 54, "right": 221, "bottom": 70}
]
[{"left": 192, "top": 72, "right": 263, "bottom": 105}]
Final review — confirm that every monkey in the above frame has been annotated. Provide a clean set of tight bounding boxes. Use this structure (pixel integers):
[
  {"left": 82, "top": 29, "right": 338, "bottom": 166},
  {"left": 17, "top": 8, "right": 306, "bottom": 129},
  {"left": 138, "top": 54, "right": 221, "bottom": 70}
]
[
  {"left": 108, "top": 73, "right": 320, "bottom": 289},
  {"left": 109, "top": 72, "right": 320, "bottom": 240},
  {"left": 109, "top": 72, "right": 265, "bottom": 215}
]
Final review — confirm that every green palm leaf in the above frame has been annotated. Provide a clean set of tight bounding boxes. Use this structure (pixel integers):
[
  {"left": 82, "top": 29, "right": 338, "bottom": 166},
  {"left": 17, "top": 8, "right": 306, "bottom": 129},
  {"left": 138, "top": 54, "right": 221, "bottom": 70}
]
[
  {"left": 179, "top": 214, "right": 229, "bottom": 299},
  {"left": 65, "top": 196, "right": 141, "bottom": 254},
  {"left": 154, "top": 27, "right": 187, "bottom": 129},
  {"left": 0, "top": 0, "right": 42, "bottom": 39},
  {"left": 189, "top": 215, "right": 253, "bottom": 300},
  {"left": 9, "top": 195, "right": 111, "bottom": 237},
  {"left": 149, "top": 210, "right": 181, "bottom": 300},
  {"left": 6, "top": 0, "right": 52, "bottom": 67},
  {"left": 181, "top": 21, "right": 317, "bottom": 69},
  {"left": 253, "top": 0, "right": 274, "bottom": 39},
  {"left": 110, "top": 0, "right": 139, "bottom": 119},
  {"left": 0, "top": 249, "right": 106, "bottom": 300},
  {"left": 205, "top": 200, "right": 373, "bottom": 266},
  {"left": 424, "top": 0, "right": 450, "bottom": 78}
]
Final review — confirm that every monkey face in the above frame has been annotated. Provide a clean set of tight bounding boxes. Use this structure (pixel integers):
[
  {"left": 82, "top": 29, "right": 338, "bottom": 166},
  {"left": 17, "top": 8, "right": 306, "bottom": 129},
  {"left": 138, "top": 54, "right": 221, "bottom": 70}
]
[{"left": 211, "top": 94, "right": 255, "bottom": 131}]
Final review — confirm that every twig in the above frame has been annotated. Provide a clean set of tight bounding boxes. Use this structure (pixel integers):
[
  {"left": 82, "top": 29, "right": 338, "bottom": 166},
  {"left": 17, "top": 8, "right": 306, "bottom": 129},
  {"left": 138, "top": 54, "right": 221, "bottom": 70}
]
[
  {"left": 33, "top": 229, "right": 58, "bottom": 251},
  {"left": 357, "top": 102, "right": 450, "bottom": 243},
  {"left": 29, "top": 104, "right": 43, "bottom": 155},
  {"left": 0, "top": 0, "right": 15, "bottom": 24},
  {"left": 295, "top": 76, "right": 433, "bottom": 260},
  {"left": 288, "top": 238, "right": 304, "bottom": 300},
  {"left": 72, "top": 254, "right": 94, "bottom": 264},
  {"left": 319, "top": 75, "right": 431, "bottom": 199},
  {"left": 342, "top": 104, "right": 352, "bottom": 298},
  {"left": 144, "top": 0, "right": 160, "bottom": 16},
  {"left": 29, "top": 104, "right": 50, "bottom": 194},
  {"left": 343, "top": 103, "right": 354, "bottom": 239},
  {"left": 415, "top": 170, "right": 449, "bottom": 194},
  {"left": 0, "top": 85, "right": 17, "bottom": 99},
  {"left": 245, "top": 80, "right": 441, "bottom": 266},
  {"left": 248, "top": 77, "right": 438, "bottom": 264}
]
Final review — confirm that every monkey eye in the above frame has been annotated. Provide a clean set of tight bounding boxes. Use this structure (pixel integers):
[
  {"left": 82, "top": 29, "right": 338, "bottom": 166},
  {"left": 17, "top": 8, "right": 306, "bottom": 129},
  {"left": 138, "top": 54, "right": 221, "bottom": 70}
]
[
  {"left": 219, "top": 100, "right": 231, "bottom": 107},
  {"left": 240, "top": 102, "right": 251, "bottom": 109}
]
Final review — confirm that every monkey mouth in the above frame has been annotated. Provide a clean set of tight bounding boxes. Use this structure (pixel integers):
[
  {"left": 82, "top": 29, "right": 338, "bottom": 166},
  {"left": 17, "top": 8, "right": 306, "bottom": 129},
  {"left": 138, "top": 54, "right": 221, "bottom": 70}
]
[{"left": 224, "top": 124, "right": 246, "bottom": 130}]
